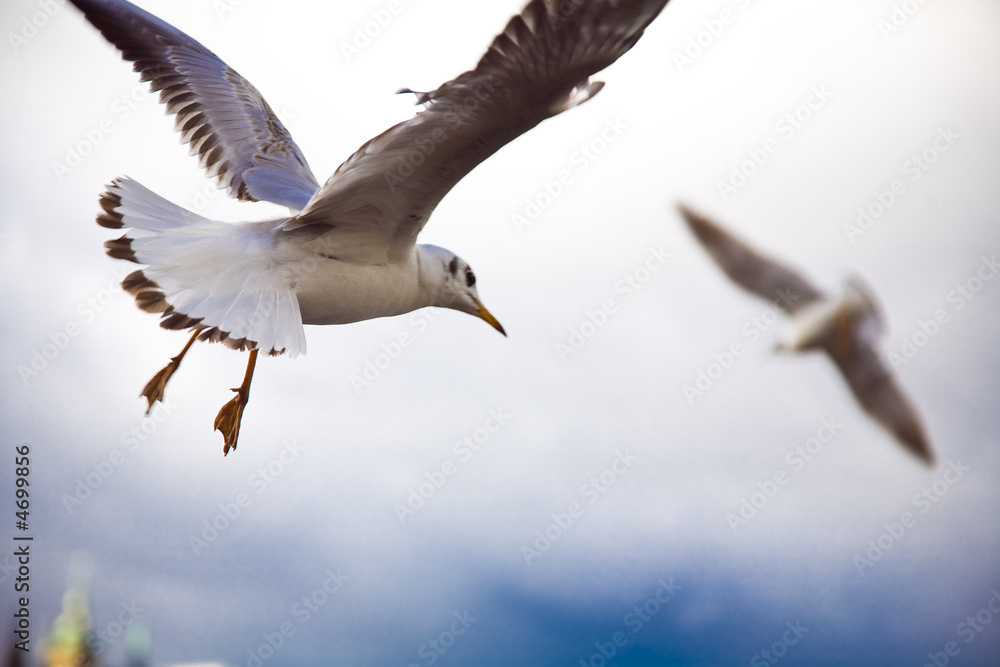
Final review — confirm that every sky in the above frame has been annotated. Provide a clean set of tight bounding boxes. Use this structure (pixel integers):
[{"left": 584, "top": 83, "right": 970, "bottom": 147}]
[{"left": 1, "top": 0, "right": 999, "bottom": 665}]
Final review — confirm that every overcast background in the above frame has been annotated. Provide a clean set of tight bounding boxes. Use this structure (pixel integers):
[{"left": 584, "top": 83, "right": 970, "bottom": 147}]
[{"left": 2, "top": 0, "right": 999, "bottom": 665}]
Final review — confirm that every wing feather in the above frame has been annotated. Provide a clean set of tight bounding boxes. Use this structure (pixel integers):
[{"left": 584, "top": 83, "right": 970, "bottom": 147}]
[
  {"left": 69, "top": 0, "right": 320, "bottom": 210},
  {"left": 679, "top": 204, "right": 825, "bottom": 313},
  {"left": 825, "top": 323, "right": 934, "bottom": 464},
  {"left": 290, "top": 0, "right": 670, "bottom": 263}
]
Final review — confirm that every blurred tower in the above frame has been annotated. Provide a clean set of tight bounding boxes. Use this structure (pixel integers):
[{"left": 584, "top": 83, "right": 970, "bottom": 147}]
[{"left": 44, "top": 558, "right": 98, "bottom": 667}]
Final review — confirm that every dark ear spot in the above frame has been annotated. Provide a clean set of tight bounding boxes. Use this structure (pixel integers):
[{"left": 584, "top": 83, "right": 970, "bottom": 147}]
[
  {"left": 465, "top": 269, "right": 476, "bottom": 288},
  {"left": 448, "top": 256, "right": 459, "bottom": 276}
]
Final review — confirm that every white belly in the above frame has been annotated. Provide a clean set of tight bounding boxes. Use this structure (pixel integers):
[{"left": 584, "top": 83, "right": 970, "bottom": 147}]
[{"left": 293, "top": 256, "right": 425, "bottom": 326}]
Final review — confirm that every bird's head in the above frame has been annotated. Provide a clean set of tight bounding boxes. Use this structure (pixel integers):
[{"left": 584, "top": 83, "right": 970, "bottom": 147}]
[{"left": 418, "top": 244, "right": 506, "bottom": 336}]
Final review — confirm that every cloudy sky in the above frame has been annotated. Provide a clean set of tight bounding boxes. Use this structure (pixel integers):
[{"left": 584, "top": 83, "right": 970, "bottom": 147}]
[{"left": 2, "top": 0, "right": 999, "bottom": 665}]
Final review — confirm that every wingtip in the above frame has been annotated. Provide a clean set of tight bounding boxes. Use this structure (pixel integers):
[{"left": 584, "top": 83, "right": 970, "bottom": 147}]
[
  {"left": 911, "top": 441, "right": 936, "bottom": 467},
  {"left": 676, "top": 203, "right": 729, "bottom": 253},
  {"left": 894, "top": 422, "right": 935, "bottom": 467},
  {"left": 675, "top": 202, "right": 709, "bottom": 231}
]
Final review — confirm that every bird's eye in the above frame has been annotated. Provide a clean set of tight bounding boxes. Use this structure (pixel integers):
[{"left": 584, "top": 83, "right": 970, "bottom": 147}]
[{"left": 465, "top": 270, "right": 476, "bottom": 287}]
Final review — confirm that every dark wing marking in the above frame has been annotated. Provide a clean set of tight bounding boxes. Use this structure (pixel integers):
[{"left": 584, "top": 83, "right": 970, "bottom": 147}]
[
  {"left": 825, "top": 321, "right": 934, "bottom": 465},
  {"left": 69, "top": 0, "right": 320, "bottom": 210},
  {"left": 678, "top": 204, "right": 825, "bottom": 313},
  {"left": 289, "top": 0, "right": 670, "bottom": 263}
]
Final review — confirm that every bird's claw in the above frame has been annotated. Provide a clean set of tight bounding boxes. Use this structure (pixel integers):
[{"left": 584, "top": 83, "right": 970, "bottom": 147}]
[
  {"left": 140, "top": 361, "right": 177, "bottom": 413},
  {"left": 214, "top": 387, "right": 249, "bottom": 456},
  {"left": 140, "top": 332, "right": 198, "bottom": 413}
]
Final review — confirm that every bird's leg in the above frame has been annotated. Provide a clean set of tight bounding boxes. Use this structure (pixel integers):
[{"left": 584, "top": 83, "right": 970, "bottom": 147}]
[
  {"left": 214, "top": 349, "right": 259, "bottom": 456},
  {"left": 140, "top": 331, "right": 199, "bottom": 414}
]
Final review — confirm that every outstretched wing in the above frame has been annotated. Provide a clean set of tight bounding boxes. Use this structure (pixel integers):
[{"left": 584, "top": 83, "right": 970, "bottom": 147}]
[
  {"left": 678, "top": 204, "right": 825, "bottom": 313},
  {"left": 69, "top": 0, "right": 320, "bottom": 210},
  {"left": 289, "top": 0, "right": 670, "bottom": 263},
  {"left": 825, "top": 319, "right": 934, "bottom": 465}
]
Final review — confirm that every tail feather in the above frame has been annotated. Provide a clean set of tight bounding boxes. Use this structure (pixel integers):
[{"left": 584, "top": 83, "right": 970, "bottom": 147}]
[{"left": 99, "top": 177, "right": 307, "bottom": 357}]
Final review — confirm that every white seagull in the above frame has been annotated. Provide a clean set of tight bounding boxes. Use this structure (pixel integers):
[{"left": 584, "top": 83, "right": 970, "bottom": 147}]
[
  {"left": 678, "top": 205, "right": 934, "bottom": 465},
  {"left": 68, "top": 0, "right": 669, "bottom": 454}
]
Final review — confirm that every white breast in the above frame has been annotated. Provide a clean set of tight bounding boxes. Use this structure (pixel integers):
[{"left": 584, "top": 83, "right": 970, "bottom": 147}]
[{"left": 292, "top": 252, "right": 427, "bottom": 326}]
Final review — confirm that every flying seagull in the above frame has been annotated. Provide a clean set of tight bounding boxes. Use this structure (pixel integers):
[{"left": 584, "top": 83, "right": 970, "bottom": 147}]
[
  {"left": 67, "top": 0, "right": 669, "bottom": 454},
  {"left": 678, "top": 204, "right": 934, "bottom": 465}
]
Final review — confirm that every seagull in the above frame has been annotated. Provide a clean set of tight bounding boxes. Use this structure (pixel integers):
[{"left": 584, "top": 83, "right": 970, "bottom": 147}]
[
  {"left": 678, "top": 204, "right": 934, "bottom": 465},
  {"left": 68, "top": 0, "right": 669, "bottom": 454}
]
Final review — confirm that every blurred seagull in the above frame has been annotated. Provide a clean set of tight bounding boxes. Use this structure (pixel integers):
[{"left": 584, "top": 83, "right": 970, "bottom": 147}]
[
  {"left": 67, "top": 0, "right": 669, "bottom": 454},
  {"left": 678, "top": 204, "right": 934, "bottom": 465}
]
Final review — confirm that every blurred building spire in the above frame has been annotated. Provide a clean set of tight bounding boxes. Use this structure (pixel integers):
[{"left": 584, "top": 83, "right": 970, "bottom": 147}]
[{"left": 44, "top": 556, "right": 98, "bottom": 667}]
